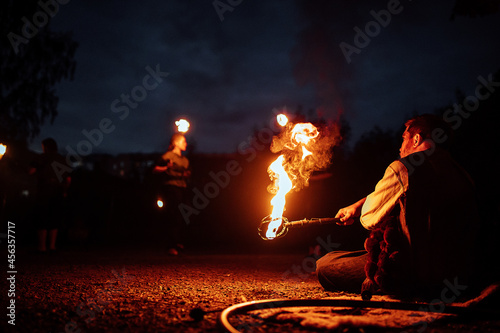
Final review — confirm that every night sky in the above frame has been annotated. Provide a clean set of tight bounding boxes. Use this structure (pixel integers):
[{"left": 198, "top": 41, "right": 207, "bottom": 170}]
[{"left": 29, "top": 0, "right": 500, "bottom": 155}]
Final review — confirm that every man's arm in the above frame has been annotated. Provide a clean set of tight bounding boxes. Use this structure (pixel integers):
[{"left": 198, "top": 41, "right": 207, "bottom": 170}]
[
  {"left": 334, "top": 161, "right": 408, "bottom": 229},
  {"left": 360, "top": 161, "right": 408, "bottom": 230},
  {"left": 153, "top": 155, "right": 173, "bottom": 174},
  {"left": 153, "top": 164, "right": 170, "bottom": 173}
]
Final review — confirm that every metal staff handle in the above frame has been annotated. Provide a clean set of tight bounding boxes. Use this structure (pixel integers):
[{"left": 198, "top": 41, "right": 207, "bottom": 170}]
[
  {"left": 285, "top": 217, "right": 341, "bottom": 227},
  {"left": 258, "top": 216, "right": 341, "bottom": 240}
]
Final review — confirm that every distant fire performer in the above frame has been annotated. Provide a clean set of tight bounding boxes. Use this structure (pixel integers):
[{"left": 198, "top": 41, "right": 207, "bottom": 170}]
[
  {"left": 154, "top": 133, "right": 190, "bottom": 255},
  {"left": 29, "top": 138, "right": 71, "bottom": 253},
  {"left": 316, "top": 114, "right": 479, "bottom": 299}
]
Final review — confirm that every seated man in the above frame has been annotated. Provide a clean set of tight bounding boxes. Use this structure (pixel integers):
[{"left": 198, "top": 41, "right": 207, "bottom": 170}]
[{"left": 316, "top": 114, "right": 479, "bottom": 299}]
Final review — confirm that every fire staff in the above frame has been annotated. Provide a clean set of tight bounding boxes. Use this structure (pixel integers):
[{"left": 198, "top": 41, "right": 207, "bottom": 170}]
[{"left": 316, "top": 114, "right": 480, "bottom": 299}]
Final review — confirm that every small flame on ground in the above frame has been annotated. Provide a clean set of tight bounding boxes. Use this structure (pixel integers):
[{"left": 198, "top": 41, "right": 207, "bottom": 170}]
[
  {"left": 277, "top": 114, "right": 288, "bottom": 127},
  {"left": 0, "top": 144, "right": 6, "bottom": 157},
  {"left": 157, "top": 199, "right": 164, "bottom": 208},
  {"left": 175, "top": 119, "right": 190, "bottom": 133}
]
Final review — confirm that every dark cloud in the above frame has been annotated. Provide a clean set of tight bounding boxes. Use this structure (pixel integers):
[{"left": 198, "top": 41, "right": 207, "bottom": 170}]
[{"left": 30, "top": 0, "right": 500, "bottom": 155}]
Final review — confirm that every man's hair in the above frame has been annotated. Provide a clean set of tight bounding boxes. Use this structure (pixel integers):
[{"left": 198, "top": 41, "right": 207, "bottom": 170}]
[
  {"left": 41, "top": 137, "right": 58, "bottom": 153},
  {"left": 405, "top": 114, "right": 454, "bottom": 148}
]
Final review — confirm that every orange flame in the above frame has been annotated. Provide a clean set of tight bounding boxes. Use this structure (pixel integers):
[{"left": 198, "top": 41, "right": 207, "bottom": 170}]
[
  {"left": 301, "top": 146, "right": 312, "bottom": 160},
  {"left": 0, "top": 143, "right": 6, "bottom": 158},
  {"left": 277, "top": 114, "right": 288, "bottom": 127},
  {"left": 175, "top": 119, "right": 190, "bottom": 133},
  {"left": 157, "top": 199, "right": 164, "bottom": 208},
  {"left": 266, "top": 122, "right": 320, "bottom": 239},
  {"left": 291, "top": 123, "right": 318, "bottom": 145},
  {"left": 267, "top": 155, "right": 293, "bottom": 239}
]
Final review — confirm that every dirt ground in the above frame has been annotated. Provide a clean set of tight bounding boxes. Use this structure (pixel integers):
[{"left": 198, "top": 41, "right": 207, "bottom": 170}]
[{"left": 2, "top": 246, "right": 500, "bottom": 333}]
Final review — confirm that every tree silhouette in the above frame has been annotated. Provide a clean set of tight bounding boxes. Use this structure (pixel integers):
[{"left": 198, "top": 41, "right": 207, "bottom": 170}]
[{"left": 0, "top": 0, "right": 77, "bottom": 144}]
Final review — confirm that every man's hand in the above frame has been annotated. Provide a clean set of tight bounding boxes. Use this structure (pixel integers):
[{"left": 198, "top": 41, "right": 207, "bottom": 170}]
[
  {"left": 335, "top": 207, "right": 356, "bottom": 225},
  {"left": 153, "top": 165, "right": 167, "bottom": 173},
  {"left": 335, "top": 198, "right": 367, "bottom": 226},
  {"left": 153, "top": 160, "right": 174, "bottom": 174}
]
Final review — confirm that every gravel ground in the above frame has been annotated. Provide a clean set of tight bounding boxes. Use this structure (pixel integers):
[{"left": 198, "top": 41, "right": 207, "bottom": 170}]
[{"left": 2, "top": 246, "right": 499, "bottom": 333}]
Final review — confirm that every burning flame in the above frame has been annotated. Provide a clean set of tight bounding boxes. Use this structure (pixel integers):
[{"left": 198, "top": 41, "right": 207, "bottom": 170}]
[
  {"left": 266, "top": 123, "right": 320, "bottom": 239},
  {"left": 0, "top": 143, "right": 6, "bottom": 157},
  {"left": 175, "top": 119, "right": 190, "bottom": 133},
  {"left": 267, "top": 155, "right": 293, "bottom": 239},
  {"left": 291, "top": 123, "right": 318, "bottom": 145},
  {"left": 157, "top": 199, "right": 164, "bottom": 208},
  {"left": 301, "top": 146, "right": 312, "bottom": 160},
  {"left": 277, "top": 114, "right": 288, "bottom": 127}
]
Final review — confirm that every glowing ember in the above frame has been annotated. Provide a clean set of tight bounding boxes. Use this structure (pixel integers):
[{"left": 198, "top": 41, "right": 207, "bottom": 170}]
[
  {"left": 267, "top": 155, "right": 293, "bottom": 239},
  {"left": 0, "top": 143, "right": 6, "bottom": 157},
  {"left": 175, "top": 119, "right": 190, "bottom": 133},
  {"left": 277, "top": 114, "right": 288, "bottom": 127},
  {"left": 157, "top": 199, "right": 164, "bottom": 208}
]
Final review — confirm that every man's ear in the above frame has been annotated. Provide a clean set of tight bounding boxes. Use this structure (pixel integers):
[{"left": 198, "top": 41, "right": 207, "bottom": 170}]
[{"left": 413, "top": 133, "right": 422, "bottom": 147}]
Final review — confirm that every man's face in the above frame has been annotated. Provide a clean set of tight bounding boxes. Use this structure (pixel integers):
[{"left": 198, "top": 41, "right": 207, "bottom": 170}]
[
  {"left": 175, "top": 136, "right": 187, "bottom": 151},
  {"left": 399, "top": 128, "right": 414, "bottom": 158}
]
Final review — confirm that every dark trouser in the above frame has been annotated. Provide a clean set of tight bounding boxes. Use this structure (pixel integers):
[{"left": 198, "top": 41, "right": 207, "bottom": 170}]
[
  {"left": 159, "top": 185, "right": 186, "bottom": 248},
  {"left": 316, "top": 250, "right": 368, "bottom": 293},
  {"left": 35, "top": 194, "right": 65, "bottom": 230}
]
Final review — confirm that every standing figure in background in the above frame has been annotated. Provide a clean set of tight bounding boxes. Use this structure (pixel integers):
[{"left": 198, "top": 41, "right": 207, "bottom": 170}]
[
  {"left": 154, "top": 133, "right": 190, "bottom": 255},
  {"left": 30, "top": 138, "right": 71, "bottom": 253}
]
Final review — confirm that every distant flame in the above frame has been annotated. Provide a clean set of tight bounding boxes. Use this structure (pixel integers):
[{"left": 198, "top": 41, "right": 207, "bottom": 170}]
[
  {"left": 0, "top": 144, "right": 6, "bottom": 157},
  {"left": 175, "top": 119, "right": 190, "bottom": 133},
  {"left": 277, "top": 114, "right": 288, "bottom": 127},
  {"left": 157, "top": 199, "right": 164, "bottom": 208}
]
